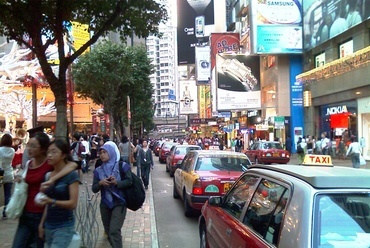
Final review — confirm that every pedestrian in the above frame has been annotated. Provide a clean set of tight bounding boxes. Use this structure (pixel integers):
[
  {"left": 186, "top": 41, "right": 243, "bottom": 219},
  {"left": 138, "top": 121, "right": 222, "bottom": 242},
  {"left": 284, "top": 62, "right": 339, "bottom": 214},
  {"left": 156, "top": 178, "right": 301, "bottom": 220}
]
[
  {"left": 285, "top": 136, "right": 292, "bottom": 155},
  {"left": 137, "top": 139, "right": 153, "bottom": 190},
  {"left": 360, "top": 136, "right": 366, "bottom": 156},
  {"left": 0, "top": 133, "right": 15, "bottom": 219},
  {"left": 12, "top": 132, "right": 77, "bottom": 248},
  {"left": 321, "top": 133, "right": 330, "bottom": 155},
  {"left": 297, "top": 137, "right": 305, "bottom": 164},
  {"left": 92, "top": 143, "right": 133, "bottom": 248},
  {"left": 118, "top": 136, "right": 135, "bottom": 164},
  {"left": 38, "top": 139, "right": 79, "bottom": 247},
  {"left": 346, "top": 137, "right": 362, "bottom": 168},
  {"left": 230, "top": 138, "right": 236, "bottom": 152},
  {"left": 70, "top": 132, "right": 84, "bottom": 182},
  {"left": 219, "top": 138, "right": 224, "bottom": 150},
  {"left": 134, "top": 138, "right": 143, "bottom": 177},
  {"left": 306, "top": 135, "right": 314, "bottom": 154},
  {"left": 235, "top": 137, "right": 243, "bottom": 152}
]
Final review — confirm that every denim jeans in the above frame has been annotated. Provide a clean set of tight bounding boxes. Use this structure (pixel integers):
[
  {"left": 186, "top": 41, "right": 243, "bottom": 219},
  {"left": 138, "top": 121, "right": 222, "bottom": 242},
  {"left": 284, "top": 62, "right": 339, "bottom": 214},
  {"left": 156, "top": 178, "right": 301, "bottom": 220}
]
[
  {"left": 351, "top": 153, "right": 360, "bottom": 168},
  {"left": 12, "top": 212, "right": 44, "bottom": 248},
  {"left": 2, "top": 182, "right": 12, "bottom": 217},
  {"left": 45, "top": 225, "right": 75, "bottom": 248}
]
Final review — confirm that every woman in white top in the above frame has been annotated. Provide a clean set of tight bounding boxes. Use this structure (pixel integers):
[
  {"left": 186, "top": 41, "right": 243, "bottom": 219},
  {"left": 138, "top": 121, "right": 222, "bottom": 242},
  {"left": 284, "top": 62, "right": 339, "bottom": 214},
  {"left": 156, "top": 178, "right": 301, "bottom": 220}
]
[
  {"left": 0, "top": 133, "right": 15, "bottom": 219},
  {"left": 346, "top": 137, "right": 362, "bottom": 168}
]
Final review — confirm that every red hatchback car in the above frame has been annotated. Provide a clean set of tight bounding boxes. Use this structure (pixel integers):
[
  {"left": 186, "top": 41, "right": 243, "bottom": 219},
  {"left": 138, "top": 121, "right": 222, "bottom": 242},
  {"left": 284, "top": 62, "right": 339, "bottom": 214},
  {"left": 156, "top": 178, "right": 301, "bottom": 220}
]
[
  {"left": 166, "top": 144, "right": 202, "bottom": 177},
  {"left": 245, "top": 141, "right": 290, "bottom": 164},
  {"left": 159, "top": 142, "right": 176, "bottom": 163}
]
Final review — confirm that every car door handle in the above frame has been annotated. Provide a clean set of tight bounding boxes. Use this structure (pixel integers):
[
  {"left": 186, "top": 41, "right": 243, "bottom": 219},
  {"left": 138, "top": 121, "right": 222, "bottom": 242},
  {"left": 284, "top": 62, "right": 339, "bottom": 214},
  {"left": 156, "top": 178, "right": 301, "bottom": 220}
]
[{"left": 226, "top": 228, "right": 232, "bottom": 237}]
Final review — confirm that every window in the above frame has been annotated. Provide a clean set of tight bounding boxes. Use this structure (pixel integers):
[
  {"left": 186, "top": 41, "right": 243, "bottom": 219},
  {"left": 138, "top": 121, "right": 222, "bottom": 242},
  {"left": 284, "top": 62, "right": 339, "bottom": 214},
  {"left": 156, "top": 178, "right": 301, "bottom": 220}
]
[
  {"left": 315, "top": 52, "right": 326, "bottom": 68},
  {"left": 223, "top": 175, "right": 260, "bottom": 219},
  {"left": 339, "top": 39, "right": 353, "bottom": 58},
  {"left": 314, "top": 193, "right": 370, "bottom": 247},
  {"left": 243, "top": 179, "right": 289, "bottom": 246}
]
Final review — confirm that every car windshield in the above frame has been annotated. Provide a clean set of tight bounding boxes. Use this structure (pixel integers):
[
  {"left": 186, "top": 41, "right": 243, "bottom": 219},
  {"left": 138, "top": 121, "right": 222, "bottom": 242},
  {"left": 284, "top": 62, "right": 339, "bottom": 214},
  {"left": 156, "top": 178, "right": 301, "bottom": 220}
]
[
  {"left": 176, "top": 146, "right": 200, "bottom": 155},
  {"left": 261, "top": 142, "right": 283, "bottom": 149},
  {"left": 314, "top": 193, "right": 370, "bottom": 247},
  {"left": 195, "top": 156, "right": 250, "bottom": 172}
]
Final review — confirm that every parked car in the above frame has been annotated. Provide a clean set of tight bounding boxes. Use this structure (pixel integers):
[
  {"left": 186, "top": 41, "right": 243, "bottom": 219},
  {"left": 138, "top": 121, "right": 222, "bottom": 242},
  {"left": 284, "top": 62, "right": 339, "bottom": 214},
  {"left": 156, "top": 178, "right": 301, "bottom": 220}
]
[
  {"left": 245, "top": 140, "right": 290, "bottom": 164},
  {"left": 166, "top": 144, "right": 202, "bottom": 177},
  {"left": 153, "top": 140, "right": 164, "bottom": 156},
  {"left": 173, "top": 150, "right": 251, "bottom": 217},
  {"left": 159, "top": 142, "right": 177, "bottom": 163},
  {"left": 199, "top": 154, "right": 370, "bottom": 248}
]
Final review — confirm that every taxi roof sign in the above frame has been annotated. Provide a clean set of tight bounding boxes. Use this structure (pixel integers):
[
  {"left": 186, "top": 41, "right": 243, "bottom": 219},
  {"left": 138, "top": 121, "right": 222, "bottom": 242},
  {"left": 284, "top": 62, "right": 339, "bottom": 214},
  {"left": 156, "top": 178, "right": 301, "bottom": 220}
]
[{"left": 302, "top": 155, "right": 333, "bottom": 166}]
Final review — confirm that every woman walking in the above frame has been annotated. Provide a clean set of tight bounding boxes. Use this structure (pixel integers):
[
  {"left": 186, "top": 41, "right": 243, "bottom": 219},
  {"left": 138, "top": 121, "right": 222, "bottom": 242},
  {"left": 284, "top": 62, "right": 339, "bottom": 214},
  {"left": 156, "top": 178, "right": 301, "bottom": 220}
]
[
  {"left": 12, "top": 132, "right": 77, "bottom": 248},
  {"left": 0, "top": 133, "right": 15, "bottom": 219},
  {"left": 137, "top": 139, "right": 153, "bottom": 190},
  {"left": 38, "top": 139, "right": 79, "bottom": 247},
  {"left": 118, "top": 136, "right": 135, "bottom": 164},
  {"left": 92, "top": 143, "right": 133, "bottom": 248}
]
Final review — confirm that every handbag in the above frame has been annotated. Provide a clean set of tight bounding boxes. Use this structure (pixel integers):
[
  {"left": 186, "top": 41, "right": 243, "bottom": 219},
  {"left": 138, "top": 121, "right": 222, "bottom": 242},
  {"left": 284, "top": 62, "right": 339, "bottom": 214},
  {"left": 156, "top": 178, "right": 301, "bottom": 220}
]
[
  {"left": 360, "top": 155, "right": 366, "bottom": 166},
  {"left": 5, "top": 161, "right": 29, "bottom": 219}
]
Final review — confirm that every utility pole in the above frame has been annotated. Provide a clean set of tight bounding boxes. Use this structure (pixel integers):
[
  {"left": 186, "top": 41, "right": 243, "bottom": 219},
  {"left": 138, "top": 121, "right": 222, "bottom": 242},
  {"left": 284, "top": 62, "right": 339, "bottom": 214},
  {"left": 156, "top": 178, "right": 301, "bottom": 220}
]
[{"left": 127, "top": 96, "right": 131, "bottom": 158}]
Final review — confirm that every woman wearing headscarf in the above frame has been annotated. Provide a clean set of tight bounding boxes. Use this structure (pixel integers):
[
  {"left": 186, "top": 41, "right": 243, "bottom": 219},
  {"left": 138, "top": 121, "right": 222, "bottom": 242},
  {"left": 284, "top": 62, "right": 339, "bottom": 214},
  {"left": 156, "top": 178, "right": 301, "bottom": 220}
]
[{"left": 92, "top": 143, "right": 133, "bottom": 248}]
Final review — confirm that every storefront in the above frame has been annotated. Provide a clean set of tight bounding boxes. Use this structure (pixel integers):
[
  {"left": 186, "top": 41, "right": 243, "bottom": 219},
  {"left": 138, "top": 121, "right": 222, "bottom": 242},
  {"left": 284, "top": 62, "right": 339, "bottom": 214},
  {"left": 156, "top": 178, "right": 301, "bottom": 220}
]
[
  {"left": 319, "top": 101, "right": 357, "bottom": 139},
  {"left": 358, "top": 97, "right": 370, "bottom": 158}
]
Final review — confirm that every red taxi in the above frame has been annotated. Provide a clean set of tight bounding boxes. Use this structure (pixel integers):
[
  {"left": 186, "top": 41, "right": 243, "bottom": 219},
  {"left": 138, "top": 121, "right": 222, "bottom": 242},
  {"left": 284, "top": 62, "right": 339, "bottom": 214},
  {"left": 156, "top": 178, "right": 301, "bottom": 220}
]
[
  {"left": 173, "top": 150, "right": 251, "bottom": 217},
  {"left": 159, "top": 142, "right": 176, "bottom": 163},
  {"left": 166, "top": 144, "right": 202, "bottom": 177},
  {"left": 199, "top": 155, "right": 370, "bottom": 248},
  {"left": 245, "top": 141, "right": 290, "bottom": 164}
]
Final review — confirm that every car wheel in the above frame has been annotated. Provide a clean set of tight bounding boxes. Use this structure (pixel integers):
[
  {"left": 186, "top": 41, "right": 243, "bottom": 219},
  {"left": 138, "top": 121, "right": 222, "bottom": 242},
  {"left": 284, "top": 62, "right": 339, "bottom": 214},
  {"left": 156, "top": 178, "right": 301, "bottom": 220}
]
[
  {"left": 173, "top": 179, "right": 180, "bottom": 199},
  {"left": 200, "top": 222, "right": 208, "bottom": 248},
  {"left": 184, "top": 189, "right": 193, "bottom": 217}
]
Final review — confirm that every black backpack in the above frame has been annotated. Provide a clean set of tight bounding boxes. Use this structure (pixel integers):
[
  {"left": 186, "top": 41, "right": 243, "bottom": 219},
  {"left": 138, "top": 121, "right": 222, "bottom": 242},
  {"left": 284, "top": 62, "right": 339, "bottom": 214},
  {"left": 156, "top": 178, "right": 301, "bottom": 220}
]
[
  {"left": 297, "top": 143, "right": 304, "bottom": 154},
  {"left": 119, "top": 161, "right": 145, "bottom": 211}
]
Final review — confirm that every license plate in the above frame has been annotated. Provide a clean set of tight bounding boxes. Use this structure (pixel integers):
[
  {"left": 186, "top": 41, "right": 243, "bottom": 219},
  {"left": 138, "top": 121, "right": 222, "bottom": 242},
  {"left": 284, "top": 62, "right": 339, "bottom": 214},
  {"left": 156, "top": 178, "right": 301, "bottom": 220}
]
[
  {"left": 224, "top": 183, "right": 232, "bottom": 192},
  {"left": 273, "top": 153, "right": 279, "bottom": 157}
]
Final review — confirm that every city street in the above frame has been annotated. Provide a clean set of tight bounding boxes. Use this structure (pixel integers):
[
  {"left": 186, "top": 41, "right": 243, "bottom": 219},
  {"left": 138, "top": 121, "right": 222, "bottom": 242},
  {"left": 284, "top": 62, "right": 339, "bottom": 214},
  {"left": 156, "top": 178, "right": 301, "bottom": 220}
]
[{"left": 151, "top": 158, "right": 199, "bottom": 248}]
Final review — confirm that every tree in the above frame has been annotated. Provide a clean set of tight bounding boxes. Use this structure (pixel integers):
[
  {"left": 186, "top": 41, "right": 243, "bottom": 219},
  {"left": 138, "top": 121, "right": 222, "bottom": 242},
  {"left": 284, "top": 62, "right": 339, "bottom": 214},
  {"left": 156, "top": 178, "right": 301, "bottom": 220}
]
[
  {"left": 0, "top": 1, "right": 166, "bottom": 138},
  {"left": 72, "top": 41, "right": 155, "bottom": 138}
]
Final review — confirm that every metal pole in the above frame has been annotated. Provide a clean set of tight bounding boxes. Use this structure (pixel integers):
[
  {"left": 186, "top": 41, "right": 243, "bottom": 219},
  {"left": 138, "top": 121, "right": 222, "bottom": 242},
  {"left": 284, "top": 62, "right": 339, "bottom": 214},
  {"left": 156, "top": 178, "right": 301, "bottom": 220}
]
[
  {"left": 127, "top": 96, "right": 131, "bottom": 159},
  {"left": 32, "top": 82, "right": 37, "bottom": 128}
]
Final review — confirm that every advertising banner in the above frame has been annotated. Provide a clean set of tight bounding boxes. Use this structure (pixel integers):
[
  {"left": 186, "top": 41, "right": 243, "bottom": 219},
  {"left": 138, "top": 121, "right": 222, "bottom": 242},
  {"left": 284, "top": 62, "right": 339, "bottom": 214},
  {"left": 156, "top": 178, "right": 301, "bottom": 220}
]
[
  {"left": 216, "top": 54, "right": 261, "bottom": 110},
  {"left": 210, "top": 33, "right": 240, "bottom": 115},
  {"left": 303, "top": 0, "right": 370, "bottom": 50},
  {"left": 252, "top": 0, "right": 303, "bottom": 54},
  {"left": 177, "top": 0, "right": 215, "bottom": 65},
  {"left": 198, "top": 85, "right": 206, "bottom": 118},
  {"left": 195, "top": 46, "right": 211, "bottom": 83},
  {"left": 179, "top": 80, "right": 198, "bottom": 114}
]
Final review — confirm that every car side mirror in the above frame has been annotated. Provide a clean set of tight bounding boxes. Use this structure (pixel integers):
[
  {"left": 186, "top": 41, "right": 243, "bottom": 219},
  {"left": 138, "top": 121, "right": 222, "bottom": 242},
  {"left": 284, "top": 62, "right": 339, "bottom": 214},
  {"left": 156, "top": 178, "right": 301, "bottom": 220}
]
[
  {"left": 176, "top": 160, "right": 183, "bottom": 168},
  {"left": 208, "top": 196, "right": 222, "bottom": 206}
]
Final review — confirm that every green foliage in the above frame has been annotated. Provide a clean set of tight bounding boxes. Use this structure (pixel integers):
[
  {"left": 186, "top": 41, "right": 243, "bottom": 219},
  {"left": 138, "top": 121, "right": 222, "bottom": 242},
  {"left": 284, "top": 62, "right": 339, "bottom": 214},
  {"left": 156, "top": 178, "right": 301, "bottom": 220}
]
[
  {"left": 0, "top": 0, "right": 166, "bottom": 137},
  {"left": 73, "top": 41, "right": 155, "bottom": 135}
]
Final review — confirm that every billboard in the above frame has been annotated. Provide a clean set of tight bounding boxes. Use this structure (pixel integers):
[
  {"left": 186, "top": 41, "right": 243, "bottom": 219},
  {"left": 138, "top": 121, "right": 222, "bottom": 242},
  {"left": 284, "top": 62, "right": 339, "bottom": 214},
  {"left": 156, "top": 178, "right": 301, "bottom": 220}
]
[
  {"left": 210, "top": 33, "right": 240, "bottom": 115},
  {"left": 216, "top": 54, "right": 261, "bottom": 110},
  {"left": 177, "top": 0, "right": 215, "bottom": 65},
  {"left": 195, "top": 46, "right": 211, "bottom": 83},
  {"left": 179, "top": 80, "right": 199, "bottom": 114},
  {"left": 303, "top": 0, "right": 370, "bottom": 50},
  {"left": 252, "top": 0, "right": 303, "bottom": 54}
]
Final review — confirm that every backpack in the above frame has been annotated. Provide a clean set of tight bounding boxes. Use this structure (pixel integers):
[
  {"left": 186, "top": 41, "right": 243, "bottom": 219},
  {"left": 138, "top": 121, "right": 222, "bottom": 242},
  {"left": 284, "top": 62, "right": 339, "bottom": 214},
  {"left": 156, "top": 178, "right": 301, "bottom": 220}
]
[
  {"left": 297, "top": 143, "right": 304, "bottom": 154},
  {"left": 71, "top": 141, "right": 85, "bottom": 161},
  {"left": 118, "top": 161, "right": 145, "bottom": 211}
]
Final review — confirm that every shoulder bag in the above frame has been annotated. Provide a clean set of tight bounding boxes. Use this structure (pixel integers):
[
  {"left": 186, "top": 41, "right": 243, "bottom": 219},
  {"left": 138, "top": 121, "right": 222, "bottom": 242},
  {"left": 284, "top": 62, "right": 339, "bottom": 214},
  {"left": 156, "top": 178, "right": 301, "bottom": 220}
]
[{"left": 5, "top": 161, "right": 30, "bottom": 219}]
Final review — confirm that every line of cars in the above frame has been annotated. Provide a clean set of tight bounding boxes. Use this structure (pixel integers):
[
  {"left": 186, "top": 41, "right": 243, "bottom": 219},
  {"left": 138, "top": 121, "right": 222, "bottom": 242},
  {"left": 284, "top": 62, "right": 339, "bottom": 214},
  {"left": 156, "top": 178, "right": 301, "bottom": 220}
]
[{"left": 154, "top": 140, "right": 370, "bottom": 247}]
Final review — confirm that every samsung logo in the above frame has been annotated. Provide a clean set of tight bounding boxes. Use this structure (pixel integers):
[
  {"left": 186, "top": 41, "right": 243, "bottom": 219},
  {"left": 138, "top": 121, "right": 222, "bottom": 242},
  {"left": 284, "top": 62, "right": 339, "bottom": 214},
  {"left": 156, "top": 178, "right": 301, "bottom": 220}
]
[{"left": 267, "top": 1, "right": 294, "bottom": 6}]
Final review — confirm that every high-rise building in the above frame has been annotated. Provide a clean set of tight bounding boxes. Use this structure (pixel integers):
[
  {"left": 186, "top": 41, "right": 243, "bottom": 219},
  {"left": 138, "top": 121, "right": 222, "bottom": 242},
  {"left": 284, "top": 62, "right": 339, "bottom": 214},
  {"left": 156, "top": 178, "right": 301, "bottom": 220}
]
[{"left": 147, "top": 0, "right": 178, "bottom": 119}]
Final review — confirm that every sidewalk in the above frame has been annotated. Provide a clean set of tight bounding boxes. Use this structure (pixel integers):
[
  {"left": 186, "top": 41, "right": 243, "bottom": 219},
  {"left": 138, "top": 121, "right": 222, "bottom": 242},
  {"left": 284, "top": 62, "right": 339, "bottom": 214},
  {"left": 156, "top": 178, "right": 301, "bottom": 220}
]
[{"left": 0, "top": 166, "right": 158, "bottom": 248}]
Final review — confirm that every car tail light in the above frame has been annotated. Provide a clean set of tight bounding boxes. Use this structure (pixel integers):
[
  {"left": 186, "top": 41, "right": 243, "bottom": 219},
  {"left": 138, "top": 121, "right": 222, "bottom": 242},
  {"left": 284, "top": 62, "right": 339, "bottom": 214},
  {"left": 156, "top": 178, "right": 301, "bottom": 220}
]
[{"left": 192, "top": 179, "right": 203, "bottom": 195}]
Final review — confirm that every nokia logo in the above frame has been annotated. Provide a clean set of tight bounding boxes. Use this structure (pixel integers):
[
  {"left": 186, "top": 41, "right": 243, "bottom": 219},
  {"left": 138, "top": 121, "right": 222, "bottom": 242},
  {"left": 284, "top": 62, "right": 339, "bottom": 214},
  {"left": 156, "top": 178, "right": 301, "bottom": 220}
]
[{"left": 326, "top": 105, "right": 348, "bottom": 115}]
